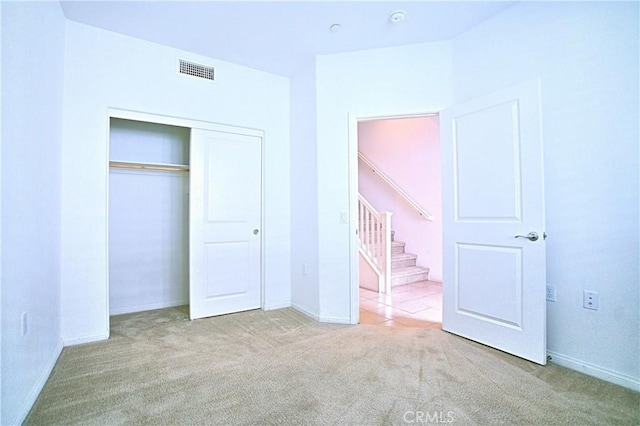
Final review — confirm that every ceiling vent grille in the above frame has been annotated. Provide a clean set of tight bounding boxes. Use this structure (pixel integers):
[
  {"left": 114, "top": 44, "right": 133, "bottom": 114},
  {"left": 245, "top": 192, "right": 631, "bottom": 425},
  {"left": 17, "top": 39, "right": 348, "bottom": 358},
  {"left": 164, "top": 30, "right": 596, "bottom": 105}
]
[{"left": 179, "top": 59, "right": 215, "bottom": 81}]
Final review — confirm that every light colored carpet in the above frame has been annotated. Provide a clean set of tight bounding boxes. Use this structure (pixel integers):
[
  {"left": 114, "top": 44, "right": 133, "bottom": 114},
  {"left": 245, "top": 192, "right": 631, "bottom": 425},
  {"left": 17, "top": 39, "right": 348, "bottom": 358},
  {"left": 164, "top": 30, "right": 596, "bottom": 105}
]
[{"left": 26, "top": 307, "right": 639, "bottom": 425}]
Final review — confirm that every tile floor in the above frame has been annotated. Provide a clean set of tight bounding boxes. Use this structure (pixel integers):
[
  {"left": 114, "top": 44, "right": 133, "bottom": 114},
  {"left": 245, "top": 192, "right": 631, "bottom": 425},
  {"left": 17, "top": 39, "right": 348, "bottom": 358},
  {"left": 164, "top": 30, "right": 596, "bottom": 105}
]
[{"left": 359, "top": 280, "right": 442, "bottom": 328}]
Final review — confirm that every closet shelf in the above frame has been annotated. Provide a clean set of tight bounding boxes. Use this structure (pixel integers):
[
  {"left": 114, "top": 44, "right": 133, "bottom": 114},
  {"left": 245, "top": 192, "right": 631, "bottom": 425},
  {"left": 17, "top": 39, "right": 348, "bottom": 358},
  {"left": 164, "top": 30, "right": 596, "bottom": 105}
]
[{"left": 109, "top": 160, "right": 189, "bottom": 172}]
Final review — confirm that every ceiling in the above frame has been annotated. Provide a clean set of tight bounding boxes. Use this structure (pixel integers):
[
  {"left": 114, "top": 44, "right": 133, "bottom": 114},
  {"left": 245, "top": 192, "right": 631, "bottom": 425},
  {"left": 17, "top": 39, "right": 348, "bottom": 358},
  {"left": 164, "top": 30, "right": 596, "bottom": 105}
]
[{"left": 60, "top": 1, "right": 517, "bottom": 77}]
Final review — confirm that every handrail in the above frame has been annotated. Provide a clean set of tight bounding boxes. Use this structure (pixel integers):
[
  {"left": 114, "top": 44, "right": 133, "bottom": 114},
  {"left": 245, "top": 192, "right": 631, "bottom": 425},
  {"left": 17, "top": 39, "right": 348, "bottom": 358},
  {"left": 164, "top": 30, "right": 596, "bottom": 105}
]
[{"left": 358, "top": 152, "right": 434, "bottom": 221}]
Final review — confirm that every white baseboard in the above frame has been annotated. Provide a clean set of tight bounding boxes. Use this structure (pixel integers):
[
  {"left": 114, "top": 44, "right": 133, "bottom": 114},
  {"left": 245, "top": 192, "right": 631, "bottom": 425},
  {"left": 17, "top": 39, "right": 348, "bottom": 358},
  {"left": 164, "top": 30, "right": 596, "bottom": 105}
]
[
  {"left": 109, "top": 298, "right": 188, "bottom": 316},
  {"left": 318, "top": 315, "right": 352, "bottom": 324},
  {"left": 547, "top": 350, "right": 640, "bottom": 392},
  {"left": 292, "top": 303, "right": 352, "bottom": 324},
  {"left": 262, "top": 301, "right": 291, "bottom": 311},
  {"left": 13, "top": 341, "right": 63, "bottom": 426},
  {"left": 291, "top": 303, "right": 320, "bottom": 321},
  {"left": 63, "top": 330, "right": 109, "bottom": 347}
]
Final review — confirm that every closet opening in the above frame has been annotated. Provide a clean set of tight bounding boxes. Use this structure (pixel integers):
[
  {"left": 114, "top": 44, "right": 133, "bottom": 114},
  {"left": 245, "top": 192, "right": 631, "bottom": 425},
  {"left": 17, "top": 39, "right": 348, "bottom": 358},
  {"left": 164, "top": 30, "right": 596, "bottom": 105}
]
[
  {"left": 107, "top": 111, "right": 265, "bottom": 324},
  {"left": 108, "top": 118, "right": 191, "bottom": 318}
]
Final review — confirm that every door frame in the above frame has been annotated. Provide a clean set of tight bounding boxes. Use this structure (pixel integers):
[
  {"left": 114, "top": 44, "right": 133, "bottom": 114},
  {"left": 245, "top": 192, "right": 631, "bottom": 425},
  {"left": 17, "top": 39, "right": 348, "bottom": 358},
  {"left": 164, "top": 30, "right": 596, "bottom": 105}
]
[
  {"left": 347, "top": 109, "right": 444, "bottom": 324},
  {"left": 105, "top": 108, "right": 265, "bottom": 331}
]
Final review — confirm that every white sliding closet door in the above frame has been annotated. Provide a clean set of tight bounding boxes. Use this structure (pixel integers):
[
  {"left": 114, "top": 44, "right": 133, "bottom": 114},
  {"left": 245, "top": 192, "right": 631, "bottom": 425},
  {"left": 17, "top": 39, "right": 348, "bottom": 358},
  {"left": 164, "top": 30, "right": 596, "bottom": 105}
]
[{"left": 189, "top": 129, "right": 262, "bottom": 320}]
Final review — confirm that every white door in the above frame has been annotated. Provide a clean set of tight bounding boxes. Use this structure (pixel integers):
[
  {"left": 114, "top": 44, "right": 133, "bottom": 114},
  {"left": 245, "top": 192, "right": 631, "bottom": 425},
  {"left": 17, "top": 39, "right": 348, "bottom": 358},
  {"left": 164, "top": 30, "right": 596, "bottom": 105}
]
[
  {"left": 189, "top": 128, "right": 262, "bottom": 320},
  {"left": 440, "top": 80, "right": 547, "bottom": 364}
]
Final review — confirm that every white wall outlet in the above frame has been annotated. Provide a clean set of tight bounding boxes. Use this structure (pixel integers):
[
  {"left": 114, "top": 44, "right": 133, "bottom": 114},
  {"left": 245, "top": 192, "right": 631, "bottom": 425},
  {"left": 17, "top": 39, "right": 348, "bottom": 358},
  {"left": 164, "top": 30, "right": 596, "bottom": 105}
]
[
  {"left": 302, "top": 263, "right": 307, "bottom": 276},
  {"left": 21, "top": 312, "right": 28, "bottom": 336},
  {"left": 546, "top": 285, "right": 556, "bottom": 302},
  {"left": 583, "top": 290, "right": 599, "bottom": 310}
]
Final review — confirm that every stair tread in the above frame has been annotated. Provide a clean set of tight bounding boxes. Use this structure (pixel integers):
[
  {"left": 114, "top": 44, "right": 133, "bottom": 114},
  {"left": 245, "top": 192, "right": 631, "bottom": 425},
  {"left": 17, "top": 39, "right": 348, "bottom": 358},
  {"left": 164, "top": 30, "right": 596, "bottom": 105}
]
[
  {"left": 391, "top": 252, "right": 417, "bottom": 260},
  {"left": 391, "top": 240, "right": 405, "bottom": 246},
  {"left": 391, "top": 266, "right": 430, "bottom": 277}
]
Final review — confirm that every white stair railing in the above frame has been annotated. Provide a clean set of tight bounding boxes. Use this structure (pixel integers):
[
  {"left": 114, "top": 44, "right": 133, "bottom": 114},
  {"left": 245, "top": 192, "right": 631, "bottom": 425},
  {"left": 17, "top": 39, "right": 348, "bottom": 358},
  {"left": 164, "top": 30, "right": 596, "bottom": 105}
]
[
  {"left": 358, "top": 194, "right": 392, "bottom": 293},
  {"left": 358, "top": 152, "right": 434, "bottom": 221}
]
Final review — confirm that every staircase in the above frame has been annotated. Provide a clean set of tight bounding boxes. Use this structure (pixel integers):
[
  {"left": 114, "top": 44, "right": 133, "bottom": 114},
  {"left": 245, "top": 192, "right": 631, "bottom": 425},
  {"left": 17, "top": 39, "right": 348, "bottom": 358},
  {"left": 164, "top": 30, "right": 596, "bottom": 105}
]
[
  {"left": 357, "top": 193, "right": 430, "bottom": 293},
  {"left": 390, "top": 231, "right": 430, "bottom": 287}
]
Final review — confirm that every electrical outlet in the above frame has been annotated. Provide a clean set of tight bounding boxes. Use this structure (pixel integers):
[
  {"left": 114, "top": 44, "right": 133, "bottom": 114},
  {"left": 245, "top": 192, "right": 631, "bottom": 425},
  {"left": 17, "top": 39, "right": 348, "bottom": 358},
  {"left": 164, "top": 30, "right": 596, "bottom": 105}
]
[
  {"left": 302, "top": 263, "right": 308, "bottom": 276},
  {"left": 546, "top": 285, "right": 556, "bottom": 302},
  {"left": 583, "top": 290, "right": 599, "bottom": 310}
]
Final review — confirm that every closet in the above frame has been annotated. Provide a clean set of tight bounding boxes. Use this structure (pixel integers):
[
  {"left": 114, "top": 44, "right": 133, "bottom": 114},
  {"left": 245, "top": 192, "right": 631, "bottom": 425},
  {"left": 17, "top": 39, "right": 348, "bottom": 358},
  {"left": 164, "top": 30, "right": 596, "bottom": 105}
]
[
  {"left": 108, "top": 114, "right": 264, "bottom": 320},
  {"left": 108, "top": 118, "right": 190, "bottom": 315}
]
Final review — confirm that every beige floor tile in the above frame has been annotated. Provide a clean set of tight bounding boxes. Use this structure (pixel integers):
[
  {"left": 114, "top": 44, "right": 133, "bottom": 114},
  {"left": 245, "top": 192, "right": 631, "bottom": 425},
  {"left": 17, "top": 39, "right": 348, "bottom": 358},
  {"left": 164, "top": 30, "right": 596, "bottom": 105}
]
[
  {"left": 359, "top": 288, "right": 379, "bottom": 300},
  {"left": 394, "top": 297, "right": 433, "bottom": 314},
  {"left": 359, "top": 280, "right": 442, "bottom": 328},
  {"left": 388, "top": 284, "right": 414, "bottom": 293},
  {"left": 360, "top": 298, "right": 386, "bottom": 312},
  {"left": 410, "top": 308, "right": 442, "bottom": 323},
  {"left": 359, "top": 309, "right": 389, "bottom": 324}
]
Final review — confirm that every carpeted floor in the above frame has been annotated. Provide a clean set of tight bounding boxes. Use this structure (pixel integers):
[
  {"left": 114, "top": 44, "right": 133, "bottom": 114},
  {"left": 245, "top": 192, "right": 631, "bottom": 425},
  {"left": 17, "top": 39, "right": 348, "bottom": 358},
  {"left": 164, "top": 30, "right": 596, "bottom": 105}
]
[{"left": 25, "top": 307, "right": 639, "bottom": 425}]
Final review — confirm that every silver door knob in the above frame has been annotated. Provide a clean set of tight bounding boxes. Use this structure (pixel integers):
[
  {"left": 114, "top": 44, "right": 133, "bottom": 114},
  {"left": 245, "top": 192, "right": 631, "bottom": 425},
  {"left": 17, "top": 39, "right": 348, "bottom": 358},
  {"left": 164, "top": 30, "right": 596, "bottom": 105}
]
[
  {"left": 253, "top": 229, "right": 259, "bottom": 235},
  {"left": 515, "top": 232, "right": 539, "bottom": 241}
]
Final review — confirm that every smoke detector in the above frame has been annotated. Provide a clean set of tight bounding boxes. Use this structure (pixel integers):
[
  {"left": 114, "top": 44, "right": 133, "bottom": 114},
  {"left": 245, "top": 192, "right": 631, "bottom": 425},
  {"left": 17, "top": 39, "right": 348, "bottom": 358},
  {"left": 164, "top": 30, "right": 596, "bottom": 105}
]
[{"left": 389, "top": 10, "right": 406, "bottom": 23}]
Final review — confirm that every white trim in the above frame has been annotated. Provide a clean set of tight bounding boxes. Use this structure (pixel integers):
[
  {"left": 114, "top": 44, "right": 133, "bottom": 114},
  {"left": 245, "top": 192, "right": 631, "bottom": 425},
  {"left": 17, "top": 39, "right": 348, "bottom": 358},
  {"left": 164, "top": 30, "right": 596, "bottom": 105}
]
[
  {"left": 63, "top": 331, "right": 109, "bottom": 346},
  {"left": 291, "top": 303, "right": 320, "bottom": 321},
  {"left": 548, "top": 350, "right": 640, "bottom": 392},
  {"left": 13, "top": 342, "right": 63, "bottom": 426},
  {"left": 291, "top": 304, "right": 352, "bottom": 325},
  {"left": 108, "top": 108, "right": 262, "bottom": 138},
  {"left": 263, "top": 301, "right": 291, "bottom": 311},
  {"left": 348, "top": 109, "right": 445, "bottom": 326},
  {"left": 348, "top": 115, "right": 360, "bottom": 325},
  {"left": 319, "top": 315, "right": 352, "bottom": 325}
]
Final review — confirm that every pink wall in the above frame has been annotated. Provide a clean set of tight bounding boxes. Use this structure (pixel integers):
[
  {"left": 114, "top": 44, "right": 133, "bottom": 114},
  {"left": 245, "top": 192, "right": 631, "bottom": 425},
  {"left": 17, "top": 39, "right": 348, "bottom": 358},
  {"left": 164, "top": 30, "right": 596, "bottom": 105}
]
[{"left": 358, "top": 116, "right": 442, "bottom": 281}]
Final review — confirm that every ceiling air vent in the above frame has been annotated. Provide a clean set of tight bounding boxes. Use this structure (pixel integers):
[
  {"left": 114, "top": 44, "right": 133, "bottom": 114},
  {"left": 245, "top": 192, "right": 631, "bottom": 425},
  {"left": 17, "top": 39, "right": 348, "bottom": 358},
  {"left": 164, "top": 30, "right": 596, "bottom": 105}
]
[{"left": 179, "top": 59, "right": 215, "bottom": 81}]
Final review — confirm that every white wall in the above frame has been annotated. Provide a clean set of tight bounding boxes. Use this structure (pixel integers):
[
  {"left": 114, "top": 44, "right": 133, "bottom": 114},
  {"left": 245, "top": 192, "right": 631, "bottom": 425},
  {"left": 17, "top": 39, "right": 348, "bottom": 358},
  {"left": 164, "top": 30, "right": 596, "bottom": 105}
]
[
  {"left": 1, "top": 2, "right": 65, "bottom": 424},
  {"left": 451, "top": 1, "right": 639, "bottom": 388},
  {"left": 358, "top": 116, "right": 443, "bottom": 281},
  {"left": 108, "top": 119, "right": 190, "bottom": 315},
  {"left": 290, "top": 60, "right": 320, "bottom": 318},
  {"left": 315, "top": 42, "right": 453, "bottom": 322},
  {"left": 61, "top": 21, "right": 291, "bottom": 344}
]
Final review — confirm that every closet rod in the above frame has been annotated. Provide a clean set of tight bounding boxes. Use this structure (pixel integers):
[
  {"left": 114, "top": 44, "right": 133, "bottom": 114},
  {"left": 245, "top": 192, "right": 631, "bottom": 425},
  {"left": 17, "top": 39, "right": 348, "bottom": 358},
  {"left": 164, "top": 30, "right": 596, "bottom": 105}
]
[{"left": 109, "top": 161, "right": 189, "bottom": 172}]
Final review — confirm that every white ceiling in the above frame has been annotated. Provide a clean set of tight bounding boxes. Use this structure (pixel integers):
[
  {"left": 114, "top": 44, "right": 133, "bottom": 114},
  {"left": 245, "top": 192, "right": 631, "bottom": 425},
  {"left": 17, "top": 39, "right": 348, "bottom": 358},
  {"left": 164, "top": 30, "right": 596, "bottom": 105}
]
[{"left": 60, "top": 1, "right": 517, "bottom": 76}]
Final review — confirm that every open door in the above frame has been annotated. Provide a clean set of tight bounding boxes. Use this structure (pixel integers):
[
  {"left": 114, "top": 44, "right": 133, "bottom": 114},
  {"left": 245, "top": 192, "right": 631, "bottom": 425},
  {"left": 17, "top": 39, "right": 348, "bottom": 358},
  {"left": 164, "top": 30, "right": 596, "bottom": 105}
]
[
  {"left": 440, "top": 80, "right": 547, "bottom": 364},
  {"left": 189, "top": 128, "right": 262, "bottom": 320}
]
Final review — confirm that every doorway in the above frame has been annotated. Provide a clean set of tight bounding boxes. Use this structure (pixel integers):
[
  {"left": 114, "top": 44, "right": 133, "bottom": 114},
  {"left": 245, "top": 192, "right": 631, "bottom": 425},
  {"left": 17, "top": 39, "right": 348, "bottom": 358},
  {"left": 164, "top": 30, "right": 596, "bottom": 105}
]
[{"left": 350, "top": 113, "right": 443, "bottom": 326}]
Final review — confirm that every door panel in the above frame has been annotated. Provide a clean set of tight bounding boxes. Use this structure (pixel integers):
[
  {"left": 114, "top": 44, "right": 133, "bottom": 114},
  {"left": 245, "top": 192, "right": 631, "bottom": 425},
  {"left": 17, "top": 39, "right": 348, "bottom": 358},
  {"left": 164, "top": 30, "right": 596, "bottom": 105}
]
[
  {"left": 190, "top": 128, "right": 262, "bottom": 320},
  {"left": 441, "top": 80, "right": 546, "bottom": 364},
  {"left": 454, "top": 101, "right": 522, "bottom": 221},
  {"left": 456, "top": 243, "right": 522, "bottom": 327}
]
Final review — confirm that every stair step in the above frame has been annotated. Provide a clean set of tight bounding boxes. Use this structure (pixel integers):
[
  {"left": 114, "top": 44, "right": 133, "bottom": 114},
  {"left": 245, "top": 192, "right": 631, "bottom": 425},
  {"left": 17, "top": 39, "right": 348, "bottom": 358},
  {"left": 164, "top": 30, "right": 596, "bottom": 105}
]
[
  {"left": 391, "top": 240, "right": 405, "bottom": 254},
  {"left": 391, "top": 266, "right": 429, "bottom": 286},
  {"left": 391, "top": 252, "right": 417, "bottom": 269}
]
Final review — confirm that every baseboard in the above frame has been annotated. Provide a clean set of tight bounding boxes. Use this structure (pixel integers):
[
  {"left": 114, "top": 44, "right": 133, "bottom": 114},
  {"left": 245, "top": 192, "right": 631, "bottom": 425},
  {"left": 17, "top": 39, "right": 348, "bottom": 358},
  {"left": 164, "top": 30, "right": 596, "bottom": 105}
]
[
  {"left": 13, "top": 341, "right": 63, "bottom": 425},
  {"left": 291, "top": 303, "right": 352, "bottom": 324},
  {"left": 63, "top": 330, "right": 109, "bottom": 347},
  {"left": 262, "top": 301, "right": 291, "bottom": 311},
  {"left": 109, "top": 298, "right": 188, "bottom": 316},
  {"left": 318, "top": 315, "right": 352, "bottom": 324},
  {"left": 291, "top": 303, "right": 320, "bottom": 321},
  {"left": 547, "top": 350, "right": 640, "bottom": 392}
]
